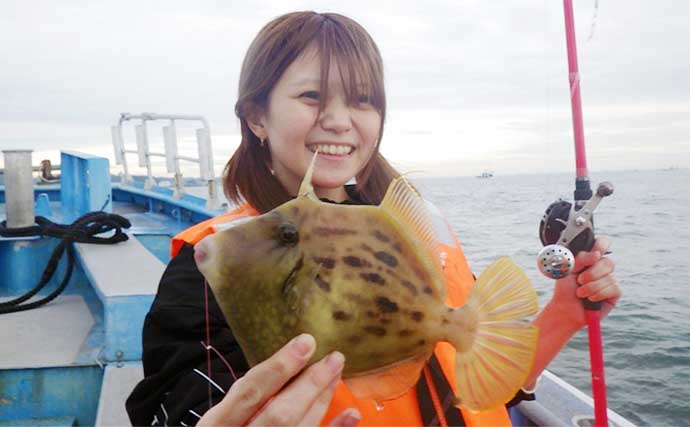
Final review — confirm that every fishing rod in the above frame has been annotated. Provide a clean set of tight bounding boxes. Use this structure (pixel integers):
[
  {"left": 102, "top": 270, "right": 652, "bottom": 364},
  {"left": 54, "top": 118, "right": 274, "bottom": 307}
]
[{"left": 537, "top": 1, "right": 613, "bottom": 426}]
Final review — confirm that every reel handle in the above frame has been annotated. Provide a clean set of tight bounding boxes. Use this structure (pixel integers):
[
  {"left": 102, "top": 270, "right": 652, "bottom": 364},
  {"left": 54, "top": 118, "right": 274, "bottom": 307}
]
[
  {"left": 538, "top": 182, "right": 614, "bottom": 310},
  {"left": 573, "top": 183, "right": 612, "bottom": 310}
]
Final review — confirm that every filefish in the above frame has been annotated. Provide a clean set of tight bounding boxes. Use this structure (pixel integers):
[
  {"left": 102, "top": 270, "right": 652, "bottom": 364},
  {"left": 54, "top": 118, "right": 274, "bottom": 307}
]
[{"left": 194, "top": 155, "right": 539, "bottom": 411}]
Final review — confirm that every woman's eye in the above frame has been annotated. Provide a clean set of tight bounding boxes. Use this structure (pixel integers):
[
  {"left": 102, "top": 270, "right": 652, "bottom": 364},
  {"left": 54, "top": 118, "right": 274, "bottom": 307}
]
[
  {"left": 357, "top": 94, "right": 371, "bottom": 105},
  {"left": 301, "top": 91, "right": 320, "bottom": 101}
]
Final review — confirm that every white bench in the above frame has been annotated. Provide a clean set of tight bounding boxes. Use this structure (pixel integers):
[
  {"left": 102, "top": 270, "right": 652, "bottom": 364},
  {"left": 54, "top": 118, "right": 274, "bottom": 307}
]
[
  {"left": 95, "top": 363, "right": 143, "bottom": 427},
  {"left": 74, "top": 234, "right": 164, "bottom": 362},
  {"left": 75, "top": 236, "right": 162, "bottom": 426}
]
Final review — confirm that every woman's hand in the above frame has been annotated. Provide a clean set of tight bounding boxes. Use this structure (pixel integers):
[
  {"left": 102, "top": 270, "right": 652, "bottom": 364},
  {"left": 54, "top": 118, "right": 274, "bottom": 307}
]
[
  {"left": 550, "top": 236, "right": 622, "bottom": 329},
  {"left": 527, "top": 236, "right": 622, "bottom": 385},
  {"left": 198, "top": 334, "right": 361, "bottom": 427}
]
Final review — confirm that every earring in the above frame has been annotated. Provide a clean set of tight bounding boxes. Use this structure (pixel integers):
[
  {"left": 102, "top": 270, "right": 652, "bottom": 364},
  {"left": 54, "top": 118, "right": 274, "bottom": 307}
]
[{"left": 260, "top": 137, "right": 266, "bottom": 148}]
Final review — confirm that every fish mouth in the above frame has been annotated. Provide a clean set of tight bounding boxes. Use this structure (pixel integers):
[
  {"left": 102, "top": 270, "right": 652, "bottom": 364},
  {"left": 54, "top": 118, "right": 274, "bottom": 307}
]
[
  {"left": 193, "top": 235, "right": 214, "bottom": 275},
  {"left": 281, "top": 254, "right": 304, "bottom": 296},
  {"left": 306, "top": 143, "right": 355, "bottom": 157},
  {"left": 194, "top": 243, "right": 207, "bottom": 265}
]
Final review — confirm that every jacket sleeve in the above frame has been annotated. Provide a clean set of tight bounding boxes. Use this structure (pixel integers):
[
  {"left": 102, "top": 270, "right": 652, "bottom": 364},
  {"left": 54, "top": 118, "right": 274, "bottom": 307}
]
[{"left": 126, "top": 243, "right": 249, "bottom": 426}]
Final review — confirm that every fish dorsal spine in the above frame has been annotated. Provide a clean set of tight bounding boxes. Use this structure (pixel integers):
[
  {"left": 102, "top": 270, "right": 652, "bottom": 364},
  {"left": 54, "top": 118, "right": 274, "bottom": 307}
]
[
  {"left": 380, "top": 177, "right": 446, "bottom": 298},
  {"left": 297, "top": 152, "right": 320, "bottom": 201}
]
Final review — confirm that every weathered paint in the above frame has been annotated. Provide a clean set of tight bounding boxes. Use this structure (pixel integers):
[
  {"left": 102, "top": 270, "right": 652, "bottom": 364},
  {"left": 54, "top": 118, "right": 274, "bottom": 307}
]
[
  {"left": 133, "top": 234, "right": 172, "bottom": 264},
  {"left": 59, "top": 151, "right": 112, "bottom": 222},
  {"left": 0, "top": 238, "right": 72, "bottom": 297},
  {"left": 102, "top": 295, "right": 155, "bottom": 362},
  {"left": 112, "top": 184, "right": 216, "bottom": 225},
  {"left": 0, "top": 151, "right": 230, "bottom": 423},
  {"left": 0, "top": 366, "right": 103, "bottom": 426}
]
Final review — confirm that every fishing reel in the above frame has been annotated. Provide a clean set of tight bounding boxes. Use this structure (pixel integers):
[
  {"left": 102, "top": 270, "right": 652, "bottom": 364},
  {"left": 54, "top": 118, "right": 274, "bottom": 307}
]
[{"left": 537, "top": 181, "right": 614, "bottom": 280}]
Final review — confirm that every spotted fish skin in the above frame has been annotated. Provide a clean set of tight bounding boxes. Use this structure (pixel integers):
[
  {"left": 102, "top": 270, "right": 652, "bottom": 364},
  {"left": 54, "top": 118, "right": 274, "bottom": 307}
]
[
  {"left": 196, "top": 154, "right": 539, "bottom": 410},
  {"left": 199, "top": 198, "right": 457, "bottom": 374}
]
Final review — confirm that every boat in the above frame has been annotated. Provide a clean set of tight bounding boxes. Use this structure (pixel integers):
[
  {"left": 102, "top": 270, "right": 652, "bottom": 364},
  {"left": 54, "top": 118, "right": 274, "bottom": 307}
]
[
  {"left": 477, "top": 170, "right": 494, "bottom": 179},
  {"left": 0, "top": 113, "right": 636, "bottom": 426}
]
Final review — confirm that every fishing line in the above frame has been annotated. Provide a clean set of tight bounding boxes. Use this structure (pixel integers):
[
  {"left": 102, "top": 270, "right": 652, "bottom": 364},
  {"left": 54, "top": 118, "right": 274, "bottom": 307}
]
[
  {"left": 587, "top": 0, "right": 600, "bottom": 42},
  {"left": 541, "top": 0, "right": 555, "bottom": 171},
  {"left": 200, "top": 340, "right": 238, "bottom": 381},
  {"left": 201, "top": 269, "right": 242, "bottom": 412},
  {"left": 204, "top": 278, "right": 214, "bottom": 409}
]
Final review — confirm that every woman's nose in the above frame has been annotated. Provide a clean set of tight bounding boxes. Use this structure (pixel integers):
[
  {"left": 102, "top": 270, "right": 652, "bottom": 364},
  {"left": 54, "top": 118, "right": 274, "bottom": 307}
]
[{"left": 319, "top": 98, "right": 352, "bottom": 133}]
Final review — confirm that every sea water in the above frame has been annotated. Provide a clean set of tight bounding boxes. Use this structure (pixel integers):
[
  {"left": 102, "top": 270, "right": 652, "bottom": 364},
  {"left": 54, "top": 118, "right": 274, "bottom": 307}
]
[{"left": 414, "top": 168, "right": 690, "bottom": 426}]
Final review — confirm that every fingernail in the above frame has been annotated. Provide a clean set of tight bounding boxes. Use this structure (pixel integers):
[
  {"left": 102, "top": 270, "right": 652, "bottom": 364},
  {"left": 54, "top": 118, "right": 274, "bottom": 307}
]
[
  {"left": 291, "top": 334, "right": 315, "bottom": 357},
  {"left": 325, "top": 351, "right": 345, "bottom": 373},
  {"left": 341, "top": 408, "right": 361, "bottom": 427}
]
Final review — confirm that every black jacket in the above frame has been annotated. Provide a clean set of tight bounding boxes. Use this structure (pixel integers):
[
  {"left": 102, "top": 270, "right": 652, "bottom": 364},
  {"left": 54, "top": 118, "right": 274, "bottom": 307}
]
[{"left": 126, "top": 242, "right": 249, "bottom": 426}]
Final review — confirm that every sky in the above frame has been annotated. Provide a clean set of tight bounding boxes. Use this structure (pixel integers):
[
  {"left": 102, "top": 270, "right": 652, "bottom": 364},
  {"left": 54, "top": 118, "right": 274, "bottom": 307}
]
[{"left": 1, "top": 0, "right": 688, "bottom": 177}]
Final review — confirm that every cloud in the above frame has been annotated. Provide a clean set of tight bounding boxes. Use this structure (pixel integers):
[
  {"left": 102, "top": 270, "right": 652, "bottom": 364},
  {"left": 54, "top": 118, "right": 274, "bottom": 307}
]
[{"left": 1, "top": 0, "right": 688, "bottom": 174}]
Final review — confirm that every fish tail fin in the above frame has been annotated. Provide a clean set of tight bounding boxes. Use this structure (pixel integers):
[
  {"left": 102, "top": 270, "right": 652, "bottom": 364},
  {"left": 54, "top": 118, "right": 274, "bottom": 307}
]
[{"left": 447, "top": 257, "right": 539, "bottom": 411}]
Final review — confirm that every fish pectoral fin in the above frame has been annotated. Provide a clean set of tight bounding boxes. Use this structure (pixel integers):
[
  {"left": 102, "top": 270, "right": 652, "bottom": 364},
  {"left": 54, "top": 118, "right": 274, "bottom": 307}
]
[{"left": 344, "top": 352, "right": 430, "bottom": 402}]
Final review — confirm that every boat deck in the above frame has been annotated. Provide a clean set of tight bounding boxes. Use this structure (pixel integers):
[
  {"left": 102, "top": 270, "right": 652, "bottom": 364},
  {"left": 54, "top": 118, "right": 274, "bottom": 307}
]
[
  {"left": 0, "top": 295, "right": 96, "bottom": 369},
  {"left": 0, "top": 151, "right": 636, "bottom": 426},
  {"left": 1, "top": 152, "right": 225, "bottom": 425}
]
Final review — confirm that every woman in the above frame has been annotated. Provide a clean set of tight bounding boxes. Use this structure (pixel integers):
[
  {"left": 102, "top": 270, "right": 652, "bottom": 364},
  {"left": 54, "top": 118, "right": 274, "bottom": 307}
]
[{"left": 126, "top": 11, "right": 620, "bottom": 427}]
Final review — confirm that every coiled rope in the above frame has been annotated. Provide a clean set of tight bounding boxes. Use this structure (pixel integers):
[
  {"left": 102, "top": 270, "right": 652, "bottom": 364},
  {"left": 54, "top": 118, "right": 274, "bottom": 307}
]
[{"left": 0, "top": 212, "right": 131, "bottom": 314}]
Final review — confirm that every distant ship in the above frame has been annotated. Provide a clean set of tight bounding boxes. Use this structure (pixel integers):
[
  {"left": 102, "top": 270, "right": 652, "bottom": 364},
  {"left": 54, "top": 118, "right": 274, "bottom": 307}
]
[{"left": 477, "top": 170, "right": 494, "bottom": 178}]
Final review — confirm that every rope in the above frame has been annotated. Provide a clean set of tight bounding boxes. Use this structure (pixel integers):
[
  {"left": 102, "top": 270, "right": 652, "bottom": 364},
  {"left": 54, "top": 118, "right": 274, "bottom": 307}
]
[{"left": 0, "top": 212, "right": 131, "bottom": 314}]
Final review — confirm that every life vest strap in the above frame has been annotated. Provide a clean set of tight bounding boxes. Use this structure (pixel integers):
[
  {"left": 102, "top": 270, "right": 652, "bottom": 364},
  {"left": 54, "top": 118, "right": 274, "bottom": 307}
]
[{"left": 417, "top": 355, "right": 466, "bottom": 427}]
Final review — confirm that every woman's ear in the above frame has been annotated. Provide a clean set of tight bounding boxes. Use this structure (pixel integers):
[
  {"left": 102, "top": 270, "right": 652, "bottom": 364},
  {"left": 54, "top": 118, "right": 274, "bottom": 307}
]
[{"left": 246, "top": 105, "right": 267, "bottom": 141}]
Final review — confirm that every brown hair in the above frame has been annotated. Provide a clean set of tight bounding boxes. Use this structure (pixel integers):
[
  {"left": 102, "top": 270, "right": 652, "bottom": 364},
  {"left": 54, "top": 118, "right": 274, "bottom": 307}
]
[{"left": 224, "top": 11, "right": 400, "bottom": 213}]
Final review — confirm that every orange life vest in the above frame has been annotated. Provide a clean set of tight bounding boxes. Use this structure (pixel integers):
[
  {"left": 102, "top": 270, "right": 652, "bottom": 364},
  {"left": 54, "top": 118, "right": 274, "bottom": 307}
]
[{"left": 171, "top": 205, "right": 512, "bottom": 427}]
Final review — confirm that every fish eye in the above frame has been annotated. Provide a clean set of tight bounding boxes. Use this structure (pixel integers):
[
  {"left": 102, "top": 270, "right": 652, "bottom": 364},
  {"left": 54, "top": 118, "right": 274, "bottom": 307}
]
[{"left": 278, "top": 223, "right": 299, "bottom": 245}]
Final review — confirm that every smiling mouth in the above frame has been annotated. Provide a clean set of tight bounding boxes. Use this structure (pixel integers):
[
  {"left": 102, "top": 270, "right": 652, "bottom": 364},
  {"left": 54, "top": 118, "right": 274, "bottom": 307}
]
[{"left": 306, "top": 144, "right": 354, "bottom": 156}]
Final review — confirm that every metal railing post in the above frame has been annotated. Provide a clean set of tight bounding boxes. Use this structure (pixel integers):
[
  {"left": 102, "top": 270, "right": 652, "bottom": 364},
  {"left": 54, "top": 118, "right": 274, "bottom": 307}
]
[
  {"left": 111, "top": 112, "right": 219, "bottom": 209},
  {"left": 2, "top": 150, "right": 35, "bottom": 228},
  {"left": 163, "top": 119, "right": 184, "bottom": 199},
  {"left": 111, "top": 122, "right": 131, "bottom": 184}
]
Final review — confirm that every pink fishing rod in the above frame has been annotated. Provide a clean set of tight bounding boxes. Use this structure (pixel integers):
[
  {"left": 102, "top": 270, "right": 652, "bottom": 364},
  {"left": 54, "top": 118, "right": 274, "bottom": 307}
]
[
  {"left": 537, "top": 1, "right": 614, "bottom": 426},
  {"left": 563, "top": 1, "right": 609, "bottom": 425},
  {"left": 564, "top": 0, "right": 589, "bottom": 180},
  {"left": 563, "top": 0, "right": 608, "bottom": 427}
]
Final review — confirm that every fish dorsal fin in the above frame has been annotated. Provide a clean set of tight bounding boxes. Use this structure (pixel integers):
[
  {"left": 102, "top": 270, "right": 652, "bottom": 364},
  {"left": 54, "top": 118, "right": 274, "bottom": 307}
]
[
  {"left": 380, "top": 176, "right": 446, "bottom": 298},
  {"left": 297, "top": 152, "right": 319, "bottom": 200}
]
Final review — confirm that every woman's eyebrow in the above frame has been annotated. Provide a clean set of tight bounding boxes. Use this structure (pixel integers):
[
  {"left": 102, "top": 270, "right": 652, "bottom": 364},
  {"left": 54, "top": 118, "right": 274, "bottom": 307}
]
[
  {"left": 288, "top": 77, "right": 371, "bottom": 92},
  {"left": 289, "top": 77, "right": 321, "bottom": 87}
]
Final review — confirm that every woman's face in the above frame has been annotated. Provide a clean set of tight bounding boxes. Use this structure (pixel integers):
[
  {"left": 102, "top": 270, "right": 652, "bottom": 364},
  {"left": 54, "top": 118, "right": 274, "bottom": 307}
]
[{"left": 253, "top": 49, "right": 382, "bottom": 202}]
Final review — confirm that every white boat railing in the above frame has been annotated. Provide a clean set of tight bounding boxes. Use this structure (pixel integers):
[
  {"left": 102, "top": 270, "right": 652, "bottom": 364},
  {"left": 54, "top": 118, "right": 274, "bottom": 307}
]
[{"left": 111, "top": 112, "right": 219, "bottom": 209}]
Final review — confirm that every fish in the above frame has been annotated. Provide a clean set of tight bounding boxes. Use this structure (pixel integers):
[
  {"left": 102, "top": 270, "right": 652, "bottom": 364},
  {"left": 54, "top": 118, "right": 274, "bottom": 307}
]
[{"left": 194, "top": 154, "right": 539, "bottom": 411}]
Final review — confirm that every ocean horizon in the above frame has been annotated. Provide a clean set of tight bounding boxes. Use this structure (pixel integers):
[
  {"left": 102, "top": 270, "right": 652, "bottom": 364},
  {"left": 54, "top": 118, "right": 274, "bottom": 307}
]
[
  {"left": 0, "top": 144, "right": 686, "bottom": 180},
  {"left": 415, "top": 169, "right": 690, "bottom": 426}
]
